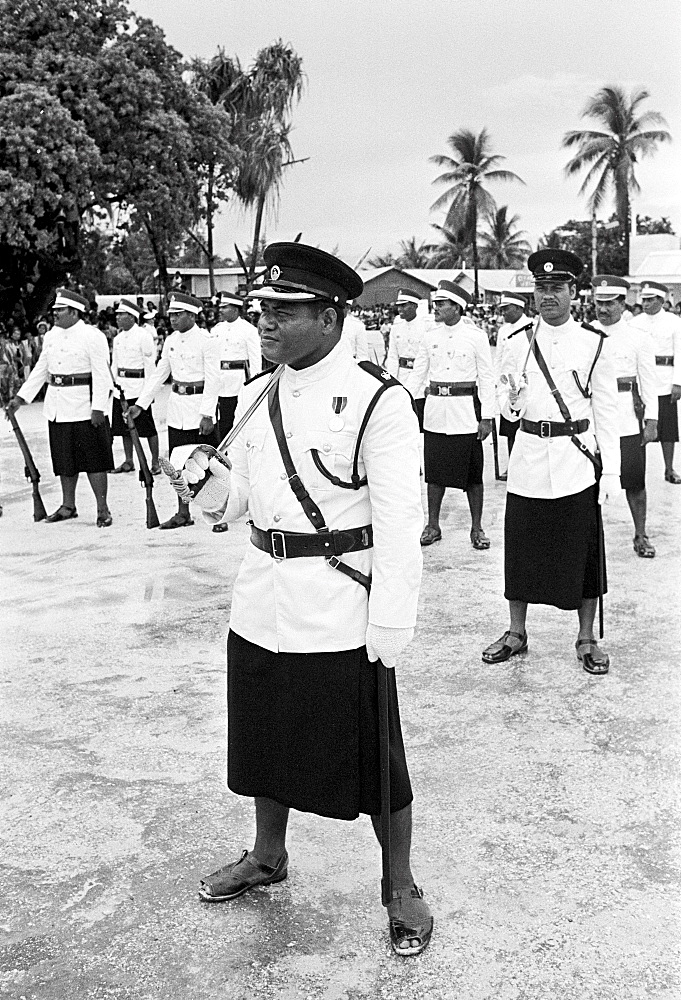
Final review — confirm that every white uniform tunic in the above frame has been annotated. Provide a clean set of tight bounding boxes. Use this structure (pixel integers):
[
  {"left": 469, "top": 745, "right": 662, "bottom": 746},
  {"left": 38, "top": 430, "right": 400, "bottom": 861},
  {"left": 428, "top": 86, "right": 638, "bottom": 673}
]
[
  {"left": 385, "top": 315, "right": 431, "bottom": 399},
  {"left": 629, "top": 309, "right": 681, "bottom": 394},
  {"left": 341, "top": 314, "right": 370, "bottom": 361},
  {"left": 136, "top": 325, "right": 220, "bottom": 430},
  {"left": 494, "top": 314, "right": 532, "bottom": 383},
  {"left": 412, "top": 320, "right": 496, "bottom": 434},
  {"left": 216, "top": 341, "right": 423, "bottom": 654},
  {"left": 18, "top": 320, "right": 111, "bottom": 421},
  {"left": 497, "top": 316, "right": 620, "bottom": 499},
  {"left": 111, "top": 323, "right": 157, "bottom": 399},
  {"left": 212, "top": 316, "right": 262, "bottom": 397},
  {"left": 596, "top": 318, "right": 658, "bottom": 437}
]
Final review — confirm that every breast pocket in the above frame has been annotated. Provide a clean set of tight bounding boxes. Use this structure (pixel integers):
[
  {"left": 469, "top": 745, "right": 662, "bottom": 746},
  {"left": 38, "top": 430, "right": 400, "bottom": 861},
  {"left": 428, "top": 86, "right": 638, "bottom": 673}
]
[
  {"left": 243, "top": 427, "right": 268, "bottom": 487},
  {"left": 303, "top": 430, "right": 356, "bottom": 491}
]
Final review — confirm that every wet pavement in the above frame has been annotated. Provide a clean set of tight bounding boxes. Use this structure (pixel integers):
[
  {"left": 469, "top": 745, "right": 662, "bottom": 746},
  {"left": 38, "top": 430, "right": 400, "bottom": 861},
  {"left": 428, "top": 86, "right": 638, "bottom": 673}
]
[{"left": 1, "top": 401, "right": 680, "bottom": 999}]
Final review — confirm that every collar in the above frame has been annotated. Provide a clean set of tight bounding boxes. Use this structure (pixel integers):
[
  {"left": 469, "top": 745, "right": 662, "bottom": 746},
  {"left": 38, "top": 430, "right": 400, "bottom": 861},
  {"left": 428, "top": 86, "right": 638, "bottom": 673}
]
[{"left": 283, "top": 339, "right": 350, "bottom": 388}]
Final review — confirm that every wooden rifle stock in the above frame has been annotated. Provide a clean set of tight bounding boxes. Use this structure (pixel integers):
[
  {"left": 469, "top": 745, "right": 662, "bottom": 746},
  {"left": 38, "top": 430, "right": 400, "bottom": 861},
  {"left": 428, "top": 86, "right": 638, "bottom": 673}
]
[
  {"left": 108, "top": 365, "right": 160, "bottom": 529},
  {"left": 4, "top": 406, "right": 47, "bottom": 521}
]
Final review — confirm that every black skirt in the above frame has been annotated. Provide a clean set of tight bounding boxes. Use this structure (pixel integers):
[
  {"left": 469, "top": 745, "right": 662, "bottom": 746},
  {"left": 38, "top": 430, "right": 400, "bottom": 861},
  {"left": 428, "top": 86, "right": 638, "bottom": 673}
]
[
  {"left": 424, "top": 431, "right": 483, "bottom": 489},
  {"left": 620, "top": 433, "right": 646, "bottom": 492},
  {"left": 217, "top": 395, "right": 238, "bottom": 443},
  {"left": 167, "top": 424, "right": 219, "bottom": 452},
  {"left": 504, "top": 485, "right": 606, "bottom": 610},
  {"left": 499, "top": 414, "right": 519, "bottom": 444},
  {"left": 414, "top": 396, "right": 425, "bottom": 433},
  {"left": 48, "top": 419, "right": 114, "bottom": 477},
  {"left": 657, "top": 394, "right": 679, "bottom": 443},
  {"left": 111, "top": 397, "right": 157, "bottom": 438},
  {"left": 226, "top": 630, "right": 413, "bottom": 821}
]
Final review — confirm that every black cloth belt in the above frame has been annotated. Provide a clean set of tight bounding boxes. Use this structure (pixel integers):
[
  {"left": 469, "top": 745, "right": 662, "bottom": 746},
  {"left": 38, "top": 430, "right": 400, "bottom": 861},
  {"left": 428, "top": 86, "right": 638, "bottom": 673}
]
[
  {"left": 172, "top": 381, "right": 204, "bottom": 395},
  {"left": 617, "top": 377, "right": 638, "bottom": 392},
  {"left": 118, "top": 368, "right": 144, "bottom": 378},
  {"left": 250, "top": 523, "right": 373, "bottom": 560},
  {"left": 429, "top": 381, "right": 475, "bottom": 397},
  {"left": 48, "top": 373, "right": 92, "bottom": 387},
  {"left": 520, "top": 417, "right": 590, "bottom": 438},
  {"left": 656, "top": 356, "right": 673, "bottom": 366},
  {"left": 220, "top": 359, "right": 248, "bottom": 370},
  {"left": 398, "top": 357, "right": 415, "bottom": 369}
]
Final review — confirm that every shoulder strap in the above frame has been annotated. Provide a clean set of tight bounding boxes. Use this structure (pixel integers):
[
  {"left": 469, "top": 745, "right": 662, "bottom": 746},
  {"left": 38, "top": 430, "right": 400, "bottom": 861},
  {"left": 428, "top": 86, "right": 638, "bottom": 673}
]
[
  {"left": 572, "top": 324, "right": 606, "bottom": 398},
  {"left": 507, "top": 320, "right": 533, "bottom": 341},
  {"left": 245, "top": 366, "right": 275, "bottom": 386}
]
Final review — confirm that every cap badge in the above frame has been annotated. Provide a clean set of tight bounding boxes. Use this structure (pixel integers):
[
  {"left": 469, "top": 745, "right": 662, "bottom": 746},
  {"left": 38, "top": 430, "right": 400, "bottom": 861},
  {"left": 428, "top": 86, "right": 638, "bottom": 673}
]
[
  {"left": 270, "top": 265, "right": 281, "bottom": 281},
  {"left": 544, "top": 262, "right": 554, "bottom": 272},
  {"left": 600, "top": 280, "right": 607, "bottom": 286}
]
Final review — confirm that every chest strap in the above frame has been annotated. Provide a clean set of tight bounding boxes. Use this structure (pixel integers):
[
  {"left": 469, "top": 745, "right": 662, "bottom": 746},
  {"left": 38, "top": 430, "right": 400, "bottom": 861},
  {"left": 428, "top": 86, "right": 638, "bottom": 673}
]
[{"left": 267, "top": 381, "right": 372, "bottom": 593}]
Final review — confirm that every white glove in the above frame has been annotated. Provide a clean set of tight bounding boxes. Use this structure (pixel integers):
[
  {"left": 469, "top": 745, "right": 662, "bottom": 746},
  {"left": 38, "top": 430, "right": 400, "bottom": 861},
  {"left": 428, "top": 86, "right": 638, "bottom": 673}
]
[
  {"left": 504, "top": 372, "right": 528, "bottom": 410},
  {"left": 598, "top": 473, "right": 621, "bottom": 506},
  {"left": 177, "top": 446, "right": 231, "bottom": 512},
  {"left": 365, "top": 624, "right": 414, "bottom": 670}
]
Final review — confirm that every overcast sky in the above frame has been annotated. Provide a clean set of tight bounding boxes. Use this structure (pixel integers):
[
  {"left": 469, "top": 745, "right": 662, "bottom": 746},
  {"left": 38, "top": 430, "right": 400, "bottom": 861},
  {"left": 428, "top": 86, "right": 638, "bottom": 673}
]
[{"left": 131, "top": 0, "right": 681, "bottom": 265}]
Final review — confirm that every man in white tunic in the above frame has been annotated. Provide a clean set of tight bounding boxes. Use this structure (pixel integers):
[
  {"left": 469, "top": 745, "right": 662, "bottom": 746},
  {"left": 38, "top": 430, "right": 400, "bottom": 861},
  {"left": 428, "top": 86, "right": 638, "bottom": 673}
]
[
  {"left": 110, "top": 299, "right": 160, "bottom": 475},
  {"left": 9, "top": 288, "right": 114, "bottom": 526},
  {"left": 412, "top": 281, "right": 495, "bottom": 548},
  {"left": 592, "top": 276, "right": 658, "bottom": 556},
  {"left": 482, "top": 250, "right": 620, "bottom": 675},
  {"left": 167, "top": 243, "right": 433, "bottom": 957},
  {"left": 341, "top": 302, "right": 370, "bottom": 361},
  {"left": 629, "top": 280, "right": 681, "bottom": 483},
  {"left": 212, "top": 292, "right": 262, "bottom": 441},
  {"left": 130, "top": 291, "right": 220, "bottom": 529},
  {"left": 494, "top": 293, "right": 533, "bottom": 475},
  {"left": 386, "top": 290, "right": 429, "bottom": 430}
]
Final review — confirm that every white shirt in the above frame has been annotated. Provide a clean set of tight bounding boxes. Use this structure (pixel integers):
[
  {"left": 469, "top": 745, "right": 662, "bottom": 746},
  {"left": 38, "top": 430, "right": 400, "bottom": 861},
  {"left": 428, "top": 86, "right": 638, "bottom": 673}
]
[
  {"left": 216, "top": 341, "right": 423, "bottom": 653},
  {"left": 596, "top": 318, "right": 658, "bottom": 437},
  {"left": 136, "top": 324, "right": 220, "bottom": 430},
  {"left": 497, "top": 316, "right": 620, "bottom": 499},
  {"left": 494, "top": 315, "right": 532, "bottom": 380},
  {"left": 112, "top": 324, "right": 157, "bottom": 399},
  {"left": 629, "top": 309, "right": 681, "bottom": 394},
  {"left": 412, "top": 319, "right": 496, "bottom": 434},
  {"left": 341, "top": 313, "right": 369, "bottom": 361},
  {"left": 212, "top": 316, "right": 262, "bottom": 397},
  {"left": 385, "top": 315, "right": 432, "bottom": 398},
  {"left": 18, "top": 319, "right": 111, "bottom": 422}
]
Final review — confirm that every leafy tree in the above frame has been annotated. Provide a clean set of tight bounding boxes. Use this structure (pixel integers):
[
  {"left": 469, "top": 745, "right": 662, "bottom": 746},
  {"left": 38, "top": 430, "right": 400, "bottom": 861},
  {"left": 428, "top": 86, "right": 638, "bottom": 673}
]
[
  {"left": 430, "top": 128, "right": 524, "bottom": 298},
  {"left": 636, "top": 215, "right": 675, "bottom": 235},
  {"left": 563, "top": 86, "right": 671, "bottom": 268},
  {"left": 538, "top": 214, "right": 632, "bottom": 279},
  {"left": 395, "top": 237, "right": 436, "bottom": 269},
  {"left": 478, "top": 206, "right": 531, "bottom": 268}
]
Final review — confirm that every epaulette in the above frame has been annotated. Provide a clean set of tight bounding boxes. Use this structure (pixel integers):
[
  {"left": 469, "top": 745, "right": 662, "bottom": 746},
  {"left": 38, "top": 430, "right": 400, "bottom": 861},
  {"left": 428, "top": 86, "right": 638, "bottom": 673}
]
[
  {"left": 582, "top": 321, "right": 607, "bottom": 337},
  {"left": 507, "top": 320, "right": 534, "bottom": 340},
  {"left": 357, "top": 360, "right": 401, "bottom": 388},
  {"left": 245, "top": 367, "right": 275, "bottom": 386}
]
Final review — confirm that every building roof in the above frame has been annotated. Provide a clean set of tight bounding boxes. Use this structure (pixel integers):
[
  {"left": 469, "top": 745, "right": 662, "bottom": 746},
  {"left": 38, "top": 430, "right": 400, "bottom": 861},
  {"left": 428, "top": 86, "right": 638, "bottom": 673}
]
[
  {"left": 632, "top": 250, "right": 681, "bottom": 280},
  {"left": 358, "top": 266, "right": 532, "bottom": 293}
]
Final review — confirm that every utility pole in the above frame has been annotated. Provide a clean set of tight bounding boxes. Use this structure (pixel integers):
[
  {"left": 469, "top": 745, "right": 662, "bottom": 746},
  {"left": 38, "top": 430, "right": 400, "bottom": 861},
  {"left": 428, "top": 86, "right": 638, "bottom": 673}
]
[{"left": 591, "top": 208, "right": 597, "bottom": 276}]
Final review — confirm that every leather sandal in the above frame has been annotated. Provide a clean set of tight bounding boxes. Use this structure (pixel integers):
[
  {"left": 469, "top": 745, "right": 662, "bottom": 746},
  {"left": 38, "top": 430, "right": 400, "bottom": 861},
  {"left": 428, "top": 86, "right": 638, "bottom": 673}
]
[
  {"left": 387, "top": 885, "right": 433, "bottom": 957},
  {"left": 420, "top": 525, "right": 442, "bottom": 546},
  {"left": 97, "top": 509, "right": 113, "bottom": 528},
  {"left": 470, "top": 528, "right": 491, "bottom": 550},
  {"left": 112, "top": 461, "right": 134, "bottom": 474},
  {"left": 633, "top": 534, "right": 655, "bottom": 558},
  {"left": 150, "top": 465, "right": 162, "bottom": 476},
  {"left": 45, "top": 505, "right": 78, "bottom": 523},
  {"left": 482, "top": 630, "right": 528, "bottom": 663},
  {"left": 665, "top": 470, "right": 681, "bottom": 484},
  {"left": 159, "top": 512, "right": 194, "bottom": 529},
  {"left": 576, "top": 638, "right": 609, "bottom": 675},
  {"left": 212, "top": 523, "right": 229, "bottom": 533},
  {"left": 199, "top": 849, "right": 288, "bottom": 902}
]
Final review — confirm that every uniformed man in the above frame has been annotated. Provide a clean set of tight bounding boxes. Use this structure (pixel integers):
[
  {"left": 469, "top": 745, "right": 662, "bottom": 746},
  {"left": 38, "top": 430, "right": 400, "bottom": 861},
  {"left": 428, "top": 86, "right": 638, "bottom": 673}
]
[
  {"left": 482, "top": 250, "right": 620, "bottom": 675},
  {"left": 412, "top": 281, "right": 495, "bottom": 548},
  {"left": 129, "top": 291, "right": 220, "bottom": 529},
  {"left": 110, "top": 299, "right": 160, "bottom": 475},
  {"left": 341, "top": 301, "right": 370, "bottom": 361},
  {"left": 385, "top": 290, "right": 429, "bottom": 429},
  {"left": 167, "top": 243, "right": 433, "bottom": 957},
  {"left": 629, "top": 281, "right": 681, "bottom": 483},
  {"left": 495, "top": 293, "right": 533, "bottom": 475},
  {"left": 212, "top": 292, "right": 263, "bottom": 441},
  {"left": 8, "top": 288, "right": 114, "bottom": 526},
  {"left": 592, "top": 276, "right": 658, "bottom": 557}
]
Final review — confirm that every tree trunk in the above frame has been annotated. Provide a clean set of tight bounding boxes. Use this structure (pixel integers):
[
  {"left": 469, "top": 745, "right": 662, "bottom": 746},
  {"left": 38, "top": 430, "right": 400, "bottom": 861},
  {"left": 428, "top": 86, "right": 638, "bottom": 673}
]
[
  {"left": 250, "top": 193, "right": 266, "bottom": 283},
  {"left": 207, "top": 164, "right": 216, "bottom": 297},
  {"left": 145, "top": 221, "right": 169, "bottom": 314},
  {"left": 472, "top": 203, "right": 479, "bottom": 303}
]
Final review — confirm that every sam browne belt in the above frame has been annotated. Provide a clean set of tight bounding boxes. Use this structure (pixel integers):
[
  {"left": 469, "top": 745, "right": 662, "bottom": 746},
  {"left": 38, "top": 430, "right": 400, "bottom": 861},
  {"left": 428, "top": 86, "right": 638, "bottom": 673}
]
[
  {"left": 220, "top": 360, "right": 248, "bottom": 370},
  {"left": 48, "top": 373, "right": 92, "bottom": 387},
  {"left": 118, "top": 368, "right": 144, "bottom": 378},
  {"left": 172, "top": 380, "right": 204, "bottom": 395},
  {"left": 520, "top": 418, "right": 590, "bottom": 438},
  {"left": 398, "top": 356, "right": 415, "bottom": 369},
  {"left": 655, "top": 356, "right": 673, "bottom": 366},
  {"left": 429, "top": 380, "right": 475, "bottom": 397},
  {"left": 250, "top": 523, "right": 373, "bottom": 560}
]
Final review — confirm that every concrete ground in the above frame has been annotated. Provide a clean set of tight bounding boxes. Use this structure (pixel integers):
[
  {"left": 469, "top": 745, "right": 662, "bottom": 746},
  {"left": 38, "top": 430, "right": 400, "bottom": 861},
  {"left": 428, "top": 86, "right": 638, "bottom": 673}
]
[{"left": 1, "top": 399, "right": 680, "bottom": 1000}]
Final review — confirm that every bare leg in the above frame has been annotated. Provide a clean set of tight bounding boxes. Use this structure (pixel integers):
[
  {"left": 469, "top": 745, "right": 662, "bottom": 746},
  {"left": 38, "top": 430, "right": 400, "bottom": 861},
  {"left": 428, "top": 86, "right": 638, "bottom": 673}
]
[
  {"left": 122, "top": 436, "right": 134, "bottom": 466},
  {"left": 60, "top": 474, "right": 78, "bottom": 508},
  {"left": 87, "top": 471, "right": 109, "bottom": 515},
  {"left": 426, "top": 483, "right": 445, "bottom": 530},
  {"left": 509, "top": 599, "right": 528, "bottom": 636},
  {"left": 370, "top": 804, "right": 432, "bottom": 950},
  {"left": 661, "top": 441, "right": 676, "bottom": 476},
  {"left": 626, "top": 487, "right": 647, "bottom": 538},
  {"left": 148, "top": 434, "right": 160, "bottom": 468},
  {"left": 252, "top": 797, "right": 289, "bottom": 867},
  {"left": 577, "top": 598, "right": 598, "bottom": 639},
  {"left": 466, "top": 482, "right": 484, "bottom": 533}
]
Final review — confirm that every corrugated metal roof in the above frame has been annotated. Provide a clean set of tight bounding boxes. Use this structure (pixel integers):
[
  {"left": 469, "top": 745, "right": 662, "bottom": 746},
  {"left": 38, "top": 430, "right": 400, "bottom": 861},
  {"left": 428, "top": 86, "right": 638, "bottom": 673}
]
[{"left": 633, "top": 251, "right": 681, "bottom": 278}]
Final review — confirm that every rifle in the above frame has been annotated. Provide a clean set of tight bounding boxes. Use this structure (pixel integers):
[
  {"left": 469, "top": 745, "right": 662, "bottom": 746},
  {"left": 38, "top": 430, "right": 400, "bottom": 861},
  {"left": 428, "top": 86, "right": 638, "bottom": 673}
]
[
  {"left": 107, "top": 364, "right": 159, "bottom": 529},
  {"left": 491, "top": 417, "right": 501, "bottom": 480},
  {"left": 3, "top": 405, "right": 48, "bottom": 521}
]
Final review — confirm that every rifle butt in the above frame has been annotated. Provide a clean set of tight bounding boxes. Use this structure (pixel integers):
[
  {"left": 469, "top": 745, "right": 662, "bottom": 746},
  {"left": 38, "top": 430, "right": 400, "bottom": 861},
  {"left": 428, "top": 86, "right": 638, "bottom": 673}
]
[
  {"left": 146, "top": 492, "right": 160, "bottom": 530},
  {"left": 33, "top": 484, "right": 47, "bottom": 521}
]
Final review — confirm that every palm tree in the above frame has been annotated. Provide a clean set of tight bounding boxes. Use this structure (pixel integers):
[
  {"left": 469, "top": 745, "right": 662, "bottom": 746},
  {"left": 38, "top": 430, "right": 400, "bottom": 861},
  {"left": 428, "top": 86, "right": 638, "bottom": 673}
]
[
  {"left": 478, "top": 206, "right": 532, "bottom": 268},
  {"left": 430, "top": 128, "right": 524, "bottom": 298},
  {"left": 367, "top": 251, "right": 398, "bottom": 268},
  {"left": 562, "top": 86, "right": 671, "bottom": 270},
  {"left": 396, "top": 237, "right": 436, "bottom": 269}
]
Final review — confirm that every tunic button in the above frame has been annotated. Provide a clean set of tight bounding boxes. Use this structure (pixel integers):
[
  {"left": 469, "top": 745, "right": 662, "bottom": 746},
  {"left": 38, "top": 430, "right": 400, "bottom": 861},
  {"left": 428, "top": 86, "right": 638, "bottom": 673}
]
[
  {"left": 273, "top": 514, "right": 281, "bottom": 522},
  {"left": 286, "top": 431, "right": 293, "bottom": 439},
  {"left": 280, "top": 473, "right": 287, "bottom": 480},
  {"left": 292, "top": 390, "right": 300, "bottom": 398},
  {"left": 323, "top": 444, "right": 331, "bottom": 453},
  {"left": 246, "top": 440, "right": 251, "bottom": 447}
]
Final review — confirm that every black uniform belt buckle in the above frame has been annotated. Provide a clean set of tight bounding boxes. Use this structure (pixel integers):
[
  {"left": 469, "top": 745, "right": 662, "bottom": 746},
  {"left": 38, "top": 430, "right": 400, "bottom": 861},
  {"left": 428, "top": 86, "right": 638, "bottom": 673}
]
[
  {"left": 120, "top": 368, "right": 144, "bottom": 378},
  {"left": 399, "top": 357, "right": 414, "bottom": 369},
  {"left": 539, "top": 420, "right": 552, "bottom": 438},
  {"left": 221, "top": 360, "right": 247, "bottom": 370},
  {"left": 655, "top": 356, "right": 673, "bottom": 366},
  {"left": 271, "top": 530, "right": 287, "bottom": 560},
  {"left": 53, "top": 375, "right": 64, "bottom": 386}
]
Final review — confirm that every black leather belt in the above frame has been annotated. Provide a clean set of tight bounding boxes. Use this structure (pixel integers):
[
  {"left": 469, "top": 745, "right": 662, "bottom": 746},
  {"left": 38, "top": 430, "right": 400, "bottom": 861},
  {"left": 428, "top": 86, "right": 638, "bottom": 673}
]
[
  {"left": 656, "top": 356, "right": 673, "bottom": 366},
  {"left": 617, "top": 377, "right": 638, "bottom": 392},
  {"left": 398, "top": 357, "right": 414, "bottom": 369},
  {"left": 118, "top": 368, "right": 144, "bottom": 378},
  {"left": 48, "top": 373, "right": 92, "bottom": 387},
  {"left": 520, "top": 418, "right": 590, "bottom": 438},
  {"left": 220, "top": 360, "right": 248, "bottom": 370},
  {"left": 429, "top": 381, "right": 475, "bottom": 397},
  {"left": 250, "top": 523, "right": 373, "bottom": 560},
  {"left": 172, "top": 381, "right": 204, "bottom": 395}
]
